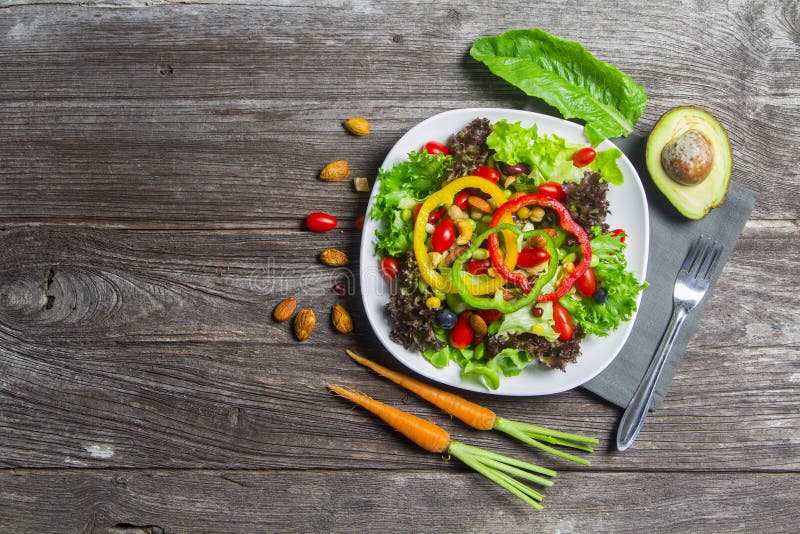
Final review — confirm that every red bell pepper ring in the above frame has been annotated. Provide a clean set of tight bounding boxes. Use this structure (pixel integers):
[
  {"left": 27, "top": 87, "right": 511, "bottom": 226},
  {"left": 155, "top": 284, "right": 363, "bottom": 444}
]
[{"left": 487, "top": 194, "right": 592, "bottom": 302}]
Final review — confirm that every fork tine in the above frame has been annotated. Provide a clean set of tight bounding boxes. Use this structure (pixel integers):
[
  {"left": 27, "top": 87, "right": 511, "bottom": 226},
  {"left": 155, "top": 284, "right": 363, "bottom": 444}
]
[
  {"left": 691, "top": 238, "right": 713, "bottom": 274},
  {"left": 680, "top": 238, "right": 704, "bottom": 272},
  {"left": 698, "top": 242, "right": 723, "bottom": 280},
  {"left": 688, "top": 237, "right": 713, "bottom": 274}
]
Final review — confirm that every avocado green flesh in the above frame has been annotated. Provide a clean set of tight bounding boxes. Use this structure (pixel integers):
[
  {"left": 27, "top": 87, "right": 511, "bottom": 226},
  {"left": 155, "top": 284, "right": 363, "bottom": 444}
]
[{"left": 646, "top": 106, "right": 732, "bottom": 219}]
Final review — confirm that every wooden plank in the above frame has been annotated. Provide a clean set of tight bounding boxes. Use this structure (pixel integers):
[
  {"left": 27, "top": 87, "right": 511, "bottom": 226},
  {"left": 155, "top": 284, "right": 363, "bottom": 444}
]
[
  {"left": 0, "top": 3, "right": 797, "bottom": 223},
  {"left": 1, "top": 335, "right": 797, "bottom": 470},
  {"left": 0, "top": 469, "right": 797, "bottom": 532},
  {"left": 0, "top": 222, "right": 796, "bottom": 347}
]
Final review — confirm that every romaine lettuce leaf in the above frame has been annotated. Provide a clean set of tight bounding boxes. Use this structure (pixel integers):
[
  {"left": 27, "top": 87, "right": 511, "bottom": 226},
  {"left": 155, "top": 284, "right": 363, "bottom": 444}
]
[{"left": 470, "top": 29, "right": 647, "bottom": 145}]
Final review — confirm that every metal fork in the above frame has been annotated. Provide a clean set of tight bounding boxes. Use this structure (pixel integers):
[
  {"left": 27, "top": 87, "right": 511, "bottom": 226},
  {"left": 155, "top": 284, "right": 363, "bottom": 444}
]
[{"left": 616, "top": 236, "right": 723, "bottom": 451}]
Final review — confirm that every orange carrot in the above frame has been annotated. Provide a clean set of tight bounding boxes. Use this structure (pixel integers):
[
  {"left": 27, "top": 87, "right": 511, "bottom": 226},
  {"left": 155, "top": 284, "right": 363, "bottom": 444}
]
[
  {"left": 327, "top": 383, "right": 556, "bottom": 510},
  {"left": 346, "top": 349, "right": 496, "bottom": 430},
  {"left": 345, "top": 349, "right": 599, "bottom": 465},
  {"left": 328, "top": 384, "right": 451, "bottom": 453}
]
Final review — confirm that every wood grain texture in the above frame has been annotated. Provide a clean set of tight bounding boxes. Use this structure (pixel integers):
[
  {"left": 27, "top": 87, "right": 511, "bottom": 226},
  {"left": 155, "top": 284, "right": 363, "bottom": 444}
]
[
  {"left": 0, "top": 2, "right": 798, "bottom": 224},
  {"left": 1, "top": 0, "right": 798, "bottom": 531},
  {"left": 0, "top": 469, "right": 797, "bottom": 533}
]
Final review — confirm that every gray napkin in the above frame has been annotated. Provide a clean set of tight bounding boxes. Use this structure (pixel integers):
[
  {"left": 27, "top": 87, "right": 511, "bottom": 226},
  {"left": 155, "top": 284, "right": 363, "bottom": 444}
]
[{"left": 582, "top": 134, "right": 758, "bottom": 409}]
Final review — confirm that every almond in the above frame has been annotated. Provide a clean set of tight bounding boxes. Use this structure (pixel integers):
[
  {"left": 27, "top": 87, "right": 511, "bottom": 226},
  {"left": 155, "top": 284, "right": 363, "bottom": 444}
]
[
  {"left": 293, "top": 309, "right": 316, "bottom": 341},
  {"left": 320, "top": 160, "right": 351, "bottom": 182},
  {"left": 272, "top": 296, "right": 297, "bottom": 322},
  {"left": 469, "top": 314, "right": 488, "bottom": 337},
  {"left": 342, "top": 117, "right": 370, "bottom": 136},
  {"left": 320, "top": 248, "right": 349, "bottom": 267},
  {"left": 331, "top": 304, "right": 354, "bottom": 334},
  {"left": 468, "top": 195, "right": 492, "bottom": 213}
]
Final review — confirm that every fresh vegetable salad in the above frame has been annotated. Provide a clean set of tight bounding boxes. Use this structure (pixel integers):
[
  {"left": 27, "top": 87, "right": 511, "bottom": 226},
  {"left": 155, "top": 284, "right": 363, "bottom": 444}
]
[{"left": 371, "top": 118, "right": 646, "bottom": 390}]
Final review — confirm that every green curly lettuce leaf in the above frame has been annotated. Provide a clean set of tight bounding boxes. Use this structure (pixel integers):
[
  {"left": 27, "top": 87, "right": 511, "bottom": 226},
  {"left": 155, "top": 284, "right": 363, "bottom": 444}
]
[
  {"left": 470, "top": 29, "right": 647, "bottom": 145},
  {"left": 559, "top": 228, "right": 648, "bottom": 336},
  {"left": 486, "top": 120, "right": 624, "bottom": 187},
  {"left": 370, "top": 151, "right": 452, "bottom": 257}
]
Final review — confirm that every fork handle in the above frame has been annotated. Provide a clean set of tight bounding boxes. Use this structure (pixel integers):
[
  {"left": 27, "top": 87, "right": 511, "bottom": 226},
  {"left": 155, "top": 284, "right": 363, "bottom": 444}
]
[{"left": 616, "top": 305, "right": 689, "bottom": 451}]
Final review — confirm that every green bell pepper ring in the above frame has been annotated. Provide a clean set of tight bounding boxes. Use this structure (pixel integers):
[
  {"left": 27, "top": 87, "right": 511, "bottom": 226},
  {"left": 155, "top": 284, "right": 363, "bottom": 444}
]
[{"left": 451, "top": 224, "right": 558, "bottom": 314}]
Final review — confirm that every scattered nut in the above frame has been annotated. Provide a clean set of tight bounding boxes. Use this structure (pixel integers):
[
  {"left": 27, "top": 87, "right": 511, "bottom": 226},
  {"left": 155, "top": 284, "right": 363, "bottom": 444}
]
[
  {"left": 454, "top": 218, "right": 473, "bottom": 245},
  {"left": 294, "top": 309, "right": 316, "bottom": 341},
  {"left": 468, "top": 196, "right": 492, "bottom": 213},
  {"left": 529, "top": 234, "right": 548, "bottom": 248},
  {"left": 529, "top": 207, "right": 546, "bottom": 222},
  {"left": 320, "top": 160, "right": 351, "bottom": 182},
  {"left": 352, "top": 176, "right": 370, "bottom": 192},
  {"left": 320, "top": 248, "right": 349, "bottom": 267},
  {"left": 469, "top": 314, "right": 488, "bottom": 337},
  {"left": 343, "top": 116, "right": 371, "bottom": 136},
  {"left": 447, "top": 204, "right": 467, "bottom": 220},
  {"left": 273, "top": 297, "right": 297, "bottom": 322},
  {"left": 331, "top": 304, "right": 354, "bottom": 333}
]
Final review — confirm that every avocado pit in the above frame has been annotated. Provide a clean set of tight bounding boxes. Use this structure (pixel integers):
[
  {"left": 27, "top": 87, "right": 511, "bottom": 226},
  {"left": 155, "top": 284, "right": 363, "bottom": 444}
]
[{"left": 660, "top": 129, "right": 714, "bottom": 186}]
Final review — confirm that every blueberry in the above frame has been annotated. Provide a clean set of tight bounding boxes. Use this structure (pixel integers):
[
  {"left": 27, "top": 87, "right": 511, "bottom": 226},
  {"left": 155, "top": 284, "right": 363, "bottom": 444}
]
[
  {"left": 593, "top": 287, "right": 609, "bottom": 304},
  {"left": 435, "top": 308, "right": 458, "bottom": 330}
]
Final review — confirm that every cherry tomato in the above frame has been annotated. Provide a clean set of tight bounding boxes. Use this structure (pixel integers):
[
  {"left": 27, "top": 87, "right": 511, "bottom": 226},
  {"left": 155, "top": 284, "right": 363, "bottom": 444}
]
[
  {"left": 454, "top": 191, "right": 470, "bottom": 210},
  {"left": 516, "top": 247, "right": 551, "bottom": 268},
  {"left": 572, "top": 147, "right": 597, "bottom": 167},
  {"left": 575, "top": 267, "right": 597, "bottom": 298},
  {"left": 474, "top": 165, "right": 500, "bottom": 184},
  {"left": 450, "top": 312, "right": 475, "bottom": 349},
  {"left": 306, "top": 212, "right": 338, "bottom": 232},
  {"left": 424, "top": 141, "right": 450, "bottom": 156},
  {"left": 477, "top": 309, "right": 502, "bottom": 324},
  {"left": 552, "top": 302, "right": 574, "bottom": 341},
  {"left": 380, "top": 257, "right": 401, "bottom": 281},
  {"left": 466, "top": 259, "right": 490, "bottom": 276},
  {"left": 355, "top": 215, "right": 365, "bottom": 230},
  {"left": 428, "top": 206, "right": 446, "bottom": 224},
  {"left": 431, "top": 217, "right": 455, "bottom": 253},
  {"left": 537, "top": 182, "right": 566, "bottom": 202},
  {"left": 612, "top": 228, "right": 627, "bottom": 243}
]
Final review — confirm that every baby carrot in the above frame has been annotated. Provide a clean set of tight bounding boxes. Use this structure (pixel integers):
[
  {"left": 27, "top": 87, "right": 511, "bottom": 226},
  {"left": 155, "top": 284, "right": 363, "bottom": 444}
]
[
  {"left": 345, "top": 349, "right": 598, "bottom": 465},
  {"left": 328, "top": 384, "right": 450, "bottom": 453},
  {"left": 328, "top": 384, "right": 555, "bottom": 510},
  {"left": 346, "top": 349, "right": 496, "bottom": 430}
]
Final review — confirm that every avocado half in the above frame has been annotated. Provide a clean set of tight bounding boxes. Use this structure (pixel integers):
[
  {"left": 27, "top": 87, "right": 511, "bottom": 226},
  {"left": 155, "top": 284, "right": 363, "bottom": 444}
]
[{"left": 645, "top": 106, "right": 733, "bottom": 219}]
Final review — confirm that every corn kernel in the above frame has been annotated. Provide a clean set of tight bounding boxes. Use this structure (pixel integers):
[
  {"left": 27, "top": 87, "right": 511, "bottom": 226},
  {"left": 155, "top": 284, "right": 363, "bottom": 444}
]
[
  {"left": 530, "top": 324, "right": 544, "bottom": 335},
  {"left": 530, "top": 207, "right": 545, "bottom": 222},
  {"left": 563, "top": 261, "right": 575, "bottom": 273},
  {"left": 517, "top": 206, "right": 531, "bottom": 219},
  {"left": 425, "top": 296, "right": 442, "bottom": 309}
]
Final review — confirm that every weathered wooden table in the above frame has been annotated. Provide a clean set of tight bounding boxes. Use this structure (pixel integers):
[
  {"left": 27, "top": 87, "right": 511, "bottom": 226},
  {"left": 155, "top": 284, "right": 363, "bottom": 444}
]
[{"left": 2, "top": 1, "right": 798, "bottom": 532}]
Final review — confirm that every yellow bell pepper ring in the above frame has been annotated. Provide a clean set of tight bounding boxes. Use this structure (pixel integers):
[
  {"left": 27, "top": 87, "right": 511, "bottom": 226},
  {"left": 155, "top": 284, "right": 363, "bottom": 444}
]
[{"left": 413, "top": 176, "right": 519, "bottom": 294}]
